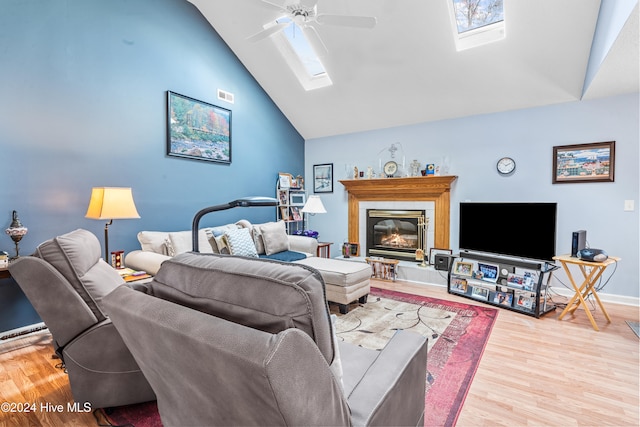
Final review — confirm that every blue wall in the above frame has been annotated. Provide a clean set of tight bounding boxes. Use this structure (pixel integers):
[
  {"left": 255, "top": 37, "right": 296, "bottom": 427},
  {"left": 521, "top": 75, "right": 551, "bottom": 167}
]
[{"left": 0, "top": 0, "right": 304, "bottom": 331}]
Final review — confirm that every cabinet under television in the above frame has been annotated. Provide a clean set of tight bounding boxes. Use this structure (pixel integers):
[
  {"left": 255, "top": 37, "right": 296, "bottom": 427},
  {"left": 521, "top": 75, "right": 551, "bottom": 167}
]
[{"left": 448, "top": 252, "right": 556, "bottom": 318}]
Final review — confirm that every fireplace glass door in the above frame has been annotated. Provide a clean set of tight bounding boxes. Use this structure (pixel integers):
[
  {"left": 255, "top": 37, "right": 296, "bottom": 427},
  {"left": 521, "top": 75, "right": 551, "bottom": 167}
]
[{"left": 366, "top": 210, "right": 424, "bottom": 261}]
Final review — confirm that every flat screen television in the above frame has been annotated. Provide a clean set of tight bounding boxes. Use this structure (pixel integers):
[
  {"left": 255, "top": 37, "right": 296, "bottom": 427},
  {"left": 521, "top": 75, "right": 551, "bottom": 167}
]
[{"left": 459, "top": 202, "right": 557, "bottom": 262}]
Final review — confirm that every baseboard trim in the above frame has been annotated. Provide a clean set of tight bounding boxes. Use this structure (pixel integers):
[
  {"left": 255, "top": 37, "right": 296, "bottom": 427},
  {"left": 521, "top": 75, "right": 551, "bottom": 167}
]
[{"left": 0, "top": 322, "right": 48, "bottom": 344}]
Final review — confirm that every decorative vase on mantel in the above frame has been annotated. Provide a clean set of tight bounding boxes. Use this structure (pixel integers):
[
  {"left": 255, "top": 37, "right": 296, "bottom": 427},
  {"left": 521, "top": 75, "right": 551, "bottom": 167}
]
[{"left": 5, "top": 210, "right": 28, "bottom": 259}]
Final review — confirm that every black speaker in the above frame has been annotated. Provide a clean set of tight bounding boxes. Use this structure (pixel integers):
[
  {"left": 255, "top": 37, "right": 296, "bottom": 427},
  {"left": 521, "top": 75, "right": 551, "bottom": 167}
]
[
  {"left": 571, "top": 230, "right": 586, "bottom": 257},
  {"left": 434, "top": 254, "right": 453, "bottom": 271}
]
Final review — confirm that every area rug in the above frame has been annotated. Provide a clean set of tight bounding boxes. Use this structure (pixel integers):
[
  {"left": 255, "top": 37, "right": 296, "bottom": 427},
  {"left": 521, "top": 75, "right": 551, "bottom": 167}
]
[
  {"left": 100, "top": 287, "right": 498, "bottom": 427},
  {"left": 626, "top": 320, "right": 640, "bottom": 338}
]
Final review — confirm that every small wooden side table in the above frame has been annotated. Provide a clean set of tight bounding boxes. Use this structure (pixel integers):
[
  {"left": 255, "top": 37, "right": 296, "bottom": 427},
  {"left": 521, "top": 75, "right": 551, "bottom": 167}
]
[
  {"left": 316, "top": 242, "right": 333, "bottom": 258},
  {"left": 553, "top": 254, "right": 621, "bottom": 331},
  {"left": 365, "top": 257, "right": 400, "bottom": 281},
  {"left": 0, "top": 267, "right": 11, "bottom": 280}
]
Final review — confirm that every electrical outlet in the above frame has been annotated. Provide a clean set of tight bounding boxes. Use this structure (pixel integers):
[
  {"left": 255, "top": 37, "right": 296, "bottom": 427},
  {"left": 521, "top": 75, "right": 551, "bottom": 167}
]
[{"left": 624, "top": 200, "right": 634, "bottom": 211}]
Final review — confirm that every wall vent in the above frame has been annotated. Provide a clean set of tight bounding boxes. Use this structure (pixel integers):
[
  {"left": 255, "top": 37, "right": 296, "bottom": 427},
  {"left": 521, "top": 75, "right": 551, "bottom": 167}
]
[{"left": 217, "top": 89, "right": 234, "bottom": 104}]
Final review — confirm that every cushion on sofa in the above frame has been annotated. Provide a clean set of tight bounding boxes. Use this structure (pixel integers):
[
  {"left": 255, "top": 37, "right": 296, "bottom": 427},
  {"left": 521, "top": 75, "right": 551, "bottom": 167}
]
[
  {"left": 137, "top": 231, "right": 170, "bottom": 255},
  {"left": 223, "top": 228, "right": 259, "bottom": 258},
  {"left": 167, "top": 229, "right": 215, "bottom": 256},
  {"left": 258, "top": 221, "right": 290, "bottom": 256},
  {"left": 205, "top": 224, "right": 238, "bottom": 254}
]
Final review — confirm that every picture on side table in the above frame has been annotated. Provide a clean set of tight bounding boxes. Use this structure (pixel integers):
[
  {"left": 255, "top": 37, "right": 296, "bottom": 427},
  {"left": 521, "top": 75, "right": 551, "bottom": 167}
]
[
  {"left": 552, "top": 141, "right": 615, "bottom": 184},
  {"left": 313, "top": 163, "right": 333, "bottom": 193},
  {"left": 167, "top": 91, "right": 232, "bottom": 164}
]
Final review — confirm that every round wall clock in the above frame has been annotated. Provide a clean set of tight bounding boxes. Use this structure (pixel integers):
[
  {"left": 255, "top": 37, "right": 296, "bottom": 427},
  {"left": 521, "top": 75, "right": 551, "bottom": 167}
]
[
  {"left": 496, "top": 157, "right": 516, "bottom": 175},
  {"left": 384, "top": 161, "right": 398, "bottom": 177}
]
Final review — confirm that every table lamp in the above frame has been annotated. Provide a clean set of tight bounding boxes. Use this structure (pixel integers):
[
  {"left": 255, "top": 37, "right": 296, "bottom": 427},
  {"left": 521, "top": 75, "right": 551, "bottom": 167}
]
[
  {"left": 5, "top": 210, "right": 28, "bottom": 259},
  {"left": 85, "top": 187, "right": 140, "bottom": 262},
  {"left": 301, "top": 195, "right": 326, "bottom": 236}
]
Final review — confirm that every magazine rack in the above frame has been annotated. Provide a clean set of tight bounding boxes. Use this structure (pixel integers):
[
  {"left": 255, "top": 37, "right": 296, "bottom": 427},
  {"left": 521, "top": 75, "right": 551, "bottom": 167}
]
[{"left": 447, "top": 252, "right": 556, "bottom": 318}]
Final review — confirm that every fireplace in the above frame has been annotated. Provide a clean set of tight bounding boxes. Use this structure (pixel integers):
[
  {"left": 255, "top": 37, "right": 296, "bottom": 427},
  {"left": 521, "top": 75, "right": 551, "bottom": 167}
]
[{"left": 366, "top": 209, "right": 425, "bottom": 261}]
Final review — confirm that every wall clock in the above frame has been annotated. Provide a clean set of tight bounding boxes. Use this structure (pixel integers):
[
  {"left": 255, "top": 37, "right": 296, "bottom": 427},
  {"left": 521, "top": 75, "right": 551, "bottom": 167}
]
[
  {"left": 496, "top": 157, "right": 516, "bottom": 176},
  {"left": 384, "top": 161, "right": 398, "bottom": 177}
]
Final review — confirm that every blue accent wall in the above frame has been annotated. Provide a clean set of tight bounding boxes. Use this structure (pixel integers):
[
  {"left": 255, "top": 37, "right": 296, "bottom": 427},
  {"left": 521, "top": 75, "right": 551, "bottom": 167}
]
[{"left": 0, "top": 0, "right": 304, "bottom": 331}]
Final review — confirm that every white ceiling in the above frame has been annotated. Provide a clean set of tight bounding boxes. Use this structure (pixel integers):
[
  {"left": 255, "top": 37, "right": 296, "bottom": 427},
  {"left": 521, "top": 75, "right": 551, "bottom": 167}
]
[{"left": 187, "top": 0, "right": 639, "bottom": 140}]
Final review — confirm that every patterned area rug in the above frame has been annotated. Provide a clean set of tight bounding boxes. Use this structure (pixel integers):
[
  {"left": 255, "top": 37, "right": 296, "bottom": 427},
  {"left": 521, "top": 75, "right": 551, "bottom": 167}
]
[
  {"left": 102, "top": 288, "right": 498, "bottom": 427},
  {"left": 626, "top": 320, "right": 640, "bottom": 338}
]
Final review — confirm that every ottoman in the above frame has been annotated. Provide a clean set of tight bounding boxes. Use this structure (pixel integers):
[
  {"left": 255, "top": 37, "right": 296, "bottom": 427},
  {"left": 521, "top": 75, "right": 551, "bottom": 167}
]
[{"left": 296, "top": 257, "right": 371, "bottom": 314}]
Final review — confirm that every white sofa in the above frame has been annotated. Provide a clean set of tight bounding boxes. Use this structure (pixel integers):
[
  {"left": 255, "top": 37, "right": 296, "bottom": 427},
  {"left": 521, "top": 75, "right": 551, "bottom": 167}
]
[{"left": 125, "top": 219, "right": 318, "bottom": 275}]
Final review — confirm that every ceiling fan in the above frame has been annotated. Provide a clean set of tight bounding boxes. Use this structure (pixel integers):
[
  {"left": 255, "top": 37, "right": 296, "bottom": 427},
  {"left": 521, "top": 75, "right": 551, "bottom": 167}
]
[{"left": 247, "top": 0, "right": 377, "bottom": 55}]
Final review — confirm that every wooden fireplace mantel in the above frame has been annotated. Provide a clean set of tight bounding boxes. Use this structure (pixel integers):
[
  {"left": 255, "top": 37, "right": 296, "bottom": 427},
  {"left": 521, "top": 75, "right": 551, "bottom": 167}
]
[{"left": 339, "top": 175, "right": 458, "bottom": 253}]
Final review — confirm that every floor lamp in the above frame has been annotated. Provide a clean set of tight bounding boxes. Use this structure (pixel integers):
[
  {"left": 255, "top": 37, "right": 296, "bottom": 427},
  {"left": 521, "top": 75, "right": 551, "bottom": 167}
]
[
  {"left": 191, "top": 197, "right": 278, "bottom": 252},
  {"left": 85, "top": 187, "right": 140, "bottom": 263},
  {"left": 301, "top": 195, "right": 326, "bottom": 236}
]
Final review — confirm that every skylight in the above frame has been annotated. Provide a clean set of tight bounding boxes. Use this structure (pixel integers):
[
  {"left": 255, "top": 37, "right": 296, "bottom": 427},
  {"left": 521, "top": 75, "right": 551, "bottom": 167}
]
[
  {"left": 270, "top": 17, "right": 332, "bottom": 91},
  {"left": 449, "top": 0, "right": 505, "bottom": 51},
  {"left": 276, "top": 17, "right": 326, "bottom": 77}
]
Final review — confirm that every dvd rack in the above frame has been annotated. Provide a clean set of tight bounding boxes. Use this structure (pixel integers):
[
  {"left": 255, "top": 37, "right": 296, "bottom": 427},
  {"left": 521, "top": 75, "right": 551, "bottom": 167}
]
[{"left": 447, "top": 252, "right": 556, "bottom": 318}]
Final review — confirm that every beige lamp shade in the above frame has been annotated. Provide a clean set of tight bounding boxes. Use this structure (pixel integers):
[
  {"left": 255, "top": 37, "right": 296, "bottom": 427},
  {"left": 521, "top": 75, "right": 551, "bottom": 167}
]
[
  {"left": 85, "top": 187, "right": 140, "bottom": 220},
  {"left": 301, "top": 195, "right": 327, "bottom": 214}
]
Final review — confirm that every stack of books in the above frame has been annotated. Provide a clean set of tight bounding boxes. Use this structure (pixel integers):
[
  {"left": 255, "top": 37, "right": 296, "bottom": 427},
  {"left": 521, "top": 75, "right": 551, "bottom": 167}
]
[{"left": 117, "top": 267, "right": 152, "bottom": 282}]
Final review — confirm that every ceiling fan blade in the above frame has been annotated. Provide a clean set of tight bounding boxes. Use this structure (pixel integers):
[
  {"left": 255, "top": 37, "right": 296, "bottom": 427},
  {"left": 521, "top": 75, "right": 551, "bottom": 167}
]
[
  {"left": 259, "top": 0, "right": 287, "bottom": 12},
  {"left": 302, "top": 24, "right": 328, "bottom": 56},
  {"left": 315, "top": 14, "right": 377, "bottom": 29},
  {"left": 246, "top": 22, "right": 291, "bottom": 42},
  {"left": 298, "top": 0, "right": 319, "bottom": 9}
]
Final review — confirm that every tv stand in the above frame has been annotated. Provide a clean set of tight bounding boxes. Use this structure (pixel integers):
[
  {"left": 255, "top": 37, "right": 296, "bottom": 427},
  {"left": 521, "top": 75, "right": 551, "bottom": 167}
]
[{"left": 448, "top": 252, "right": 556, "bottom": 318}]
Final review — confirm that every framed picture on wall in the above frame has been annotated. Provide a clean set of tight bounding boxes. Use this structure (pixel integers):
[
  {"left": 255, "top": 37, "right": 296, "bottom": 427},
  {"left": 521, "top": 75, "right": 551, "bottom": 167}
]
[
  {"left": 167, "top": 91, "right": 232, "bottom": 164},
  {"left": 313, "top": 163, "right": 333, "bottom": 193},
  {"left": 552, "top": 141, "right": 615, "bottom": 184}
]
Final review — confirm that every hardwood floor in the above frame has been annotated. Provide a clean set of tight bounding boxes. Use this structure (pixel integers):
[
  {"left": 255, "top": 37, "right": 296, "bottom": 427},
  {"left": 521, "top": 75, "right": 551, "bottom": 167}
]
[{"left": 1, "top": 279, "right": 638, "bottom": 426}]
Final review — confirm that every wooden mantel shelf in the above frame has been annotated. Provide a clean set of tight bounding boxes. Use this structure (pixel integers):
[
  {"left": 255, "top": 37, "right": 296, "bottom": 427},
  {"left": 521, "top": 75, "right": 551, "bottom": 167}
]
[{"left": 339, "top": 175, "right": 458, "bottom": 252}]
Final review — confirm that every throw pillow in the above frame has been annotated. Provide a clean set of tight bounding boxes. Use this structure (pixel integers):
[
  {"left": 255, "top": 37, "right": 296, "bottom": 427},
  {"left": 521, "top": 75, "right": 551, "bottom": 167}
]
[
  {"left": 206, "top": 224, "right": 238, "bottom": 254},
  {"left": 137, "top": 231, "right": 170, "bottom": 255},
  {"left": 258, "top": 221, "right": 290, "bottom": 256},
  {"left": 223, "top": 228, "right": 259, "bottom": 258},
  {"left": 252, "top": 225, "right": 266, "bottom": 255},
  {"left": 168, "top": 231, "right": 193, "bottom": 255}
]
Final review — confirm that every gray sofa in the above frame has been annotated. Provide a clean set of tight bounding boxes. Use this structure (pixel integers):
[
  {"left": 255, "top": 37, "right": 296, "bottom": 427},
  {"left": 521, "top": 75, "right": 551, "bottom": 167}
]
[{"left": 104, "top": 252, "right": 428, "bottom": 426}]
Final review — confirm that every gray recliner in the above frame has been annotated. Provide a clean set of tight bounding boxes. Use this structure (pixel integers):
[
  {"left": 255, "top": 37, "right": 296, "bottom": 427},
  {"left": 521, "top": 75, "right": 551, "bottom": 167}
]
[
  {"left": 8, "top": 229, "right": 155, "bottom": 409},
  {"left": 103, "top": 252, "right": 428, "bottom": 426}
]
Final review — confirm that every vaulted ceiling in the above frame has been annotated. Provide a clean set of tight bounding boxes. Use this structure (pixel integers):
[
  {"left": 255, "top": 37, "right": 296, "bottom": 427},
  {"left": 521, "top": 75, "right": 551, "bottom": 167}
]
[{"left": 188, "top": 0, "right": 639, "bottom": 140}]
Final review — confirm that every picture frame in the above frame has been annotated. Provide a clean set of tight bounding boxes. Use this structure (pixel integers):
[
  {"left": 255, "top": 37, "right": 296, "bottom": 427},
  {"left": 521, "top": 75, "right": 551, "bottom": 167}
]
[
  {"left": 291, "top": 207, "right": 302, "bottom": 221},
  {"left": 470, "top": 286, "right": 489, "bottom": 301},
  {"left": 476, "top": 262, "right": 499, "bottom": 283},
  {"left": 451, "top": 278, "right": 468, "bottom": 293},
  {"left": 278, "top": 190, "right": 288, "bottom": 205},
  {"left": 167, "top": 91, "right": 231, "bottom": 164},
  {"left": 493, "top": 291, "right": 513, "bottom": 307},
  {"left": 289, "top": 193, "right": 306, "bottom": 206},
  {"left": 313, "top": 163, "right": 333, "bottom": 193},
  {"left": 453, "top": 261, "right": 473, "bottom": 276},
  {"left": 552, "top": 141, "right": 615, "bottom": 184},
  {"left": 279, "top": 207, "right": 290, "bottom": 221},
  {"left": 278, "top": 172, "right": 293, "bottom": 189},
  {"left": 429, "top": 248, "right": 452, "bottom": 265}
]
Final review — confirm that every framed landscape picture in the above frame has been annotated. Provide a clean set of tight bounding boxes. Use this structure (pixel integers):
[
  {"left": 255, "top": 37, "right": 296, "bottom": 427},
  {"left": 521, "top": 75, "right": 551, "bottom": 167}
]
[
  {"left": 552, "top": 141, "right": 614, "bottom": 184},
  {"left": 167, "top": 91, "right": 232, "bottom": 164},
  {"left": 313, "top": 163, "right": 333, "bottom": 193}
]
